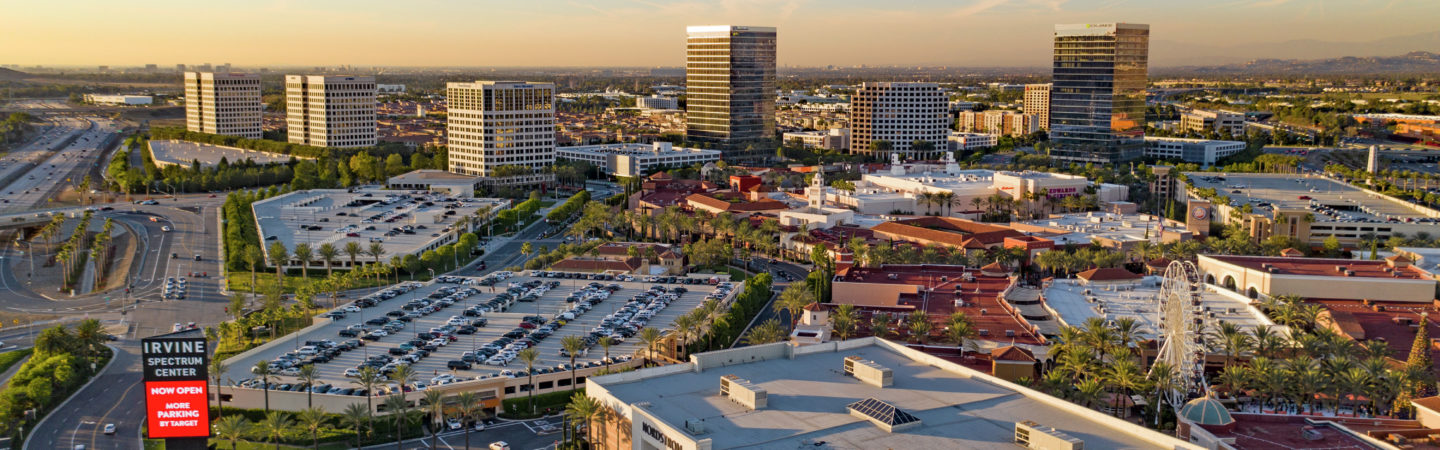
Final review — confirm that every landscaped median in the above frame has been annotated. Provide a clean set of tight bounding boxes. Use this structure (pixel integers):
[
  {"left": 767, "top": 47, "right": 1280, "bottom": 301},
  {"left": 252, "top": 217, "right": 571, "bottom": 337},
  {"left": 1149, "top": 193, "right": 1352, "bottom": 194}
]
[{"left": 6, "top": 320, "right": 113, "bottom": 446}]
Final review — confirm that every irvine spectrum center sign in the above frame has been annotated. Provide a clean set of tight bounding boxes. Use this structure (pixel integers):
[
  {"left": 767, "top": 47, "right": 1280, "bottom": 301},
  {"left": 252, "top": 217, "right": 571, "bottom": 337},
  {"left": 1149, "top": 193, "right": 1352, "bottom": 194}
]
[{"left": 141, "top": 336, "right": 210, "bottom": 441}]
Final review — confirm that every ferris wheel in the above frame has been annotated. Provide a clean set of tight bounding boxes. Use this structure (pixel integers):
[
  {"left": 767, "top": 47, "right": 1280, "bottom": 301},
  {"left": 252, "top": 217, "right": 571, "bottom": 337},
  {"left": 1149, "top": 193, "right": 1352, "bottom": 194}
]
[{"left": 1151, "top": 260, "right": 1209, "bottom": 410}]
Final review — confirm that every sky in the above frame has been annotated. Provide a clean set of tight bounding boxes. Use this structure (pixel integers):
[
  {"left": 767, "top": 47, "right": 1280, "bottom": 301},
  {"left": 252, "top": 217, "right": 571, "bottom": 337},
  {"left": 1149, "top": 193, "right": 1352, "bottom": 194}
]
[{"left": 2, "top": 0, "right": 1437, "bottom": 68}]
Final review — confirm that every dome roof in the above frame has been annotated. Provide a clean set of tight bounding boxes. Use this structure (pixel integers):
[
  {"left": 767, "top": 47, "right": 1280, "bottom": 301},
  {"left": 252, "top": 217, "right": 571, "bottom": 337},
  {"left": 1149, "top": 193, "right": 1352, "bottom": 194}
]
[{"left": 1179, "top": 396, "right": 1234, "bottom": 426}]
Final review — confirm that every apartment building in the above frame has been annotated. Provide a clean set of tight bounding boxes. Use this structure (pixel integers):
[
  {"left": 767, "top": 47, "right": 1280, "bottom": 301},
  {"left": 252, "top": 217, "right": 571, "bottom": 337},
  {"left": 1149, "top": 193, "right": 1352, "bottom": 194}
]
[
  {"left": 849, "top": 82, "right": 950, "bottom": 160},
  {"left": 286, "top": 75, "right": 377, "bottom": 148},
  {"left": 446, "top": 81, "right": 556, "bottom": 183},
  {"left": 184, "top": 71, "right": 262, "bottom": 139},
  {"left": 1180, "top": 109, "right": 1245, "bottom": 137},
  {"left": 948, "top": 132, "right": 998, "bottom": 152},
  {"left": 686, "top": 25, "right": 777, "bottom": 161},
  {"left": 957, "top": 110, "right": 1040, "bottom": 137},
  {"left": 1143, "top": 137, "right": 1245, "bottom": 166},
  {"left": 783, "top": 128, "right": 850, "bottom": 151},
  {"left": 1023, "top": 83, "right": 1052, "bottom": 131}
]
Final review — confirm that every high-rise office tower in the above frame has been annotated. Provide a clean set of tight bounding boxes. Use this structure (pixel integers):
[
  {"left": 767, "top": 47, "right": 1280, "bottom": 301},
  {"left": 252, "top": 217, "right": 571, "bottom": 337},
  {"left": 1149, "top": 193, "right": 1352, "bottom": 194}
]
[
  {"left": 1023, "top": 83, "right": 1052, "bottom": 131},
  {"left": 184, "top": 71, "right": 262, "bottom": 139},
  {"left": 446, "top": 81, "right": 556, "bottom": 182},
  {"left": 286, "top": 75, "right": 377, "bottom": 148},
  {"left": 685, "top": 25, "right": 777, "bottom": 161},
  {"left": 1050, "top": 23, "right": 1149, "bottom": 163},
  {"left": 849, "top": 82, "right": 950, "bottom": 160}
]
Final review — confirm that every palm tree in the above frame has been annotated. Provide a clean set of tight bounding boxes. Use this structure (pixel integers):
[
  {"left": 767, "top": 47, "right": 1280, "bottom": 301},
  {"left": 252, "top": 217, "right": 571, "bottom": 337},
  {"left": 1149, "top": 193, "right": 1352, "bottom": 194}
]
[
  {"left": 672, "top": 314, "right": 698, "bottom": 357},
  {"left": 743, "top": 319, "right": 787, "bottom": 345},
  {"left": 1106, "top": 358, "right": 1144, "bottom": 417},
  {"left": 519, "top": 347, "right": 540, "bottom": 414},
  {"left": 260, "top": 411, "right": 295, "bottom": 450},
  {"left": 344, "top": 240, "right": 363, "bottom": 272},
  {"left": 298, "top": 364, "right": 319, "bottom": 409},
  {"left": 1214, "top": 322, "right": 1254, "bottom": 367},
  {"left": 832, "top": 304, "right": 859, "bottom": 340},
  {"left": 391, "top": 364, "right": 417, "bottom": 393},
  {"left": 353, "top": 367, "right": 383, "bottom": 433},
  {"left": 297, "top": 407, "right": 327, "bottom": 450},
  {"left": 424, "top": 389, "right": 445, "bottom": 450},
  {"left": 1340, "top": 367, "right": 1373, "bottom": 417},
  {"left": 293, "top": 243, "right": 313, "bottom": 279},
  {"left": 562, "top": 335, "right": 585, "bottom": 391},
  {"left": 870, "top": 313, "right": 893, "bottom": 340},
  {"left": 566, "top": 392, "right": 601, "bottom": 447},
  {"left": 246, "top": 245, "right": 264, "bottom": 295},
  {"left": 210, "top": 358, "right": 229, "bottom": 418},
  {"left": 639, "top": 327, "right": 661, "bottom": 367},
  {"left": 368, "top": 242, "right": 387, "bottom": 278},
  {"left": 318, "top": 242, "right": 338, "bottom": 278},
  {"left": 267, "top": 241, "right": 289, "bottom": 283},
  {"left": 342, "top": 403, "right": 370, "bottom": 448},
  {"left": 1075, "top": 377, "right": 1105, "bottom": 409},
  {"left": 383, "top": 394, "right": 411, "bottom": 449},
  {"left": 253, "top": 359, "right": 273, "bottom": 412},
  {"left": 456, "top": 391, "right": 482, "bottom": 450},
  {"left": 776, "top": 284, "right": 814, "bottom": 326},
  {"left": 598, "top": 336, "right": 614, "bottom": 372},
  {"left": 906, "top": 311, "right": 932, "bottom": 344},
  {"left": 944, "top": 312, "right": 977, "bottom": 354},
  {"left": 212, "top": 415, "right": 251, "bottom": 450}
]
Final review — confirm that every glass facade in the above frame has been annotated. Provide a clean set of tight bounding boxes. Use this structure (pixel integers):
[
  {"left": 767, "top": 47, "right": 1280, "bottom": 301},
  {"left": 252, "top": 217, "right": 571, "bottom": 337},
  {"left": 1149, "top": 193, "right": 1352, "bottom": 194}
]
[
  {"left": 1050, "top": 23, "right": 1149, "bottom": 163},
  {"left": 686, "top": 26, "right": 777, "bottom": 162}
]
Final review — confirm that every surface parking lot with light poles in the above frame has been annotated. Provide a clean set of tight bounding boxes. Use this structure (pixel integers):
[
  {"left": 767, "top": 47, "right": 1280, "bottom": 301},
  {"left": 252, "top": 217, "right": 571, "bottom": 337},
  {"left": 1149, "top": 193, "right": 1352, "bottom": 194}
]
[{"left": 223, "top": 272, "right": 735, "bottom": 394}]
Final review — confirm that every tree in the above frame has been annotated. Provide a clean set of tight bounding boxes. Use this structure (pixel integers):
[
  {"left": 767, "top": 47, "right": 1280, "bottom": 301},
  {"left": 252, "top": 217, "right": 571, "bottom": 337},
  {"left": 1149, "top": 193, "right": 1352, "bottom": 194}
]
[
  {"left": 342, "top": 403, "right": 370, "bottom": 449},
  {"left": 566, "top": 392, "right": 601, "bottom": 447},
  {"left": 425, "top": 389, "right": 445, "bottom": 450},
  {"left": 318, "top": 242, "right": 339, "bottom": 278},
  {"left": 907, "top": 311, "right": 933, "bottom": 344},
  {"left": 253, "top": 359, "right": 273, "bottom": 412},
  {"left": 267, "top": 241, "right": 289, "bottom": 283},
  {"left": 832, "top": 304, "right": 858, "bottom": 340},
  {"left": 456, "top": 391, "right": 482, "bottom": 450},
  {"left": 260, "top": 411, "right": 295, "bottom": 450},
  {"left": 210, "top": 358, "right": 230, "bottom": 418},
  {"left": 297, "top": 407, "right": 327, "bottom": 450},
  {"left": 352, "top": 367, "right": 383, "bottom": 433},
  {"left": 776, "top": 283, "right": 814, "bottom": 326},
  {"left": 562, "top": 335, "right": 585, "bottom": 392},
  {"left": 212, "top": 415, "right": 252, "bottom": 450},
  {"left": 298, "top": 364, "right": 320, "bottom": 409},
  {"left": 598, "top": 335, "right": 615, "bottom": 372},
  {"left": 945, "top": 311, "right": 977, "bottom": 353},
  {"left": 383, "top": 394, "right": 411, "bottom": 448},
  {"left": 245, "top": 245, "right": 264, "bottom": 294},
  {"left": 639, "top": 327, "right": 662, "bottom": 368},
  {"left": 293, "top": 243, "right": 313, "bottom": 279},
  {"left": 519, "top": 347, "right": 540, "bottom": 413},
  {"left": 744, "top": 319, "right": 787, "bottom": 345},
  {"left": 870, "top": 313, "right": 893, "bottom": 340},
  {"left": 344, "top": 241, "right": 363, "bottom": 273},
  {"left": 368, "top": 242, "right": 387, "bottom": 281}
]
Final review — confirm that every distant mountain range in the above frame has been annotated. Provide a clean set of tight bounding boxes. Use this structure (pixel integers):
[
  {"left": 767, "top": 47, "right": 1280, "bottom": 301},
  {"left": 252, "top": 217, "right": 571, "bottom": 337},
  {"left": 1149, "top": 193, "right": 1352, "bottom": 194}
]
[{"left": 1156, "top": 51, "right": 1440, "bottom": 76}]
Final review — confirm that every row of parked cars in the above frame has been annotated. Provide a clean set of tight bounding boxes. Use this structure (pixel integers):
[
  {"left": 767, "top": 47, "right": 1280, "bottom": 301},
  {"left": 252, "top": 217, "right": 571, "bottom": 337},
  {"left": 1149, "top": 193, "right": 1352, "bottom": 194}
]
[
  {"left": 239, "top": 339, "right": 372, "bottom": 396},
  {"left": 163, "top": 277, "right": 186, "bottom": 300}
]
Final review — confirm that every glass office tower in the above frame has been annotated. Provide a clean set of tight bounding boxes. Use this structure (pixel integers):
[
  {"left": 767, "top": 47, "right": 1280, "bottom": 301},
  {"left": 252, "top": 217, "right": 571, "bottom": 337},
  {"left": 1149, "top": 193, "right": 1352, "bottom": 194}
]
[
  {"left": 686, "top": 25, "right": 777, "bottom": 162},
  {"left": 1050, "top": 23, "right": 1149, "bottom": 163}
]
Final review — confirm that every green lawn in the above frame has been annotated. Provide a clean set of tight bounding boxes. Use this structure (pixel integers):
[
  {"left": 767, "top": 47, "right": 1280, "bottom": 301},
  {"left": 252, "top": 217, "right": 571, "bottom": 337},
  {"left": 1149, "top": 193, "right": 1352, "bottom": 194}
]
[{"left": 0, "top": 348, "right": 32, "bottom": 376}]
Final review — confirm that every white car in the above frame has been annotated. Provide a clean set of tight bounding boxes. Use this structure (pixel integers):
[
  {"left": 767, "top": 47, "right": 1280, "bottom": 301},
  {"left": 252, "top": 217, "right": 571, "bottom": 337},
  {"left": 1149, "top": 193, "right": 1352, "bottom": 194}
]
[
  {"left": 344, "top": 368, "right": 362, "bottom": 378},
  {"left": 161, "top": 225, "right": 171, "bottom": 232},
  {"left": 431, "top": 374, "right": 456, "bottom": 385},
  {"left": 102, "top": 423, "right": 116, "bottom": 435},
  {"left": 447, "top": 417, "right": 463, "bottom": 431},
  {"left": 280, "top": 367, "right": 301, "bottom": 376},
  {"left": 489, "top": 442, "right": 510, "bottom": 450},
  {"left": 368, "top": 330, "right": 389, "bottom": 338},
  {"left": 343, "top": 306, "right": 361, "bottom": 313}
]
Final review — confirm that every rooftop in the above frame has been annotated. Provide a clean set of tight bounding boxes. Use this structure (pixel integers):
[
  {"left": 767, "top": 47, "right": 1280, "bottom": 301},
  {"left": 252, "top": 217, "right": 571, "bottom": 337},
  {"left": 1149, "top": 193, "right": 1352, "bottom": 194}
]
[
  {"left": 835, "top": 264, "right": 1044, "bottom": 346},
  {"left": 1204, "top": 255, "right": 1430, "bottom": 280},
  {"left": 148, "top": 139, "right": 302, "bottom": 168},
  {"left": 872, "top": 217, "right": 1025, "bottom": 249},
  {"left": 1043, "top": 277, "right": 1269, "bottom": 341},
  {"left": 556, "top": 142, "right": 720, "bottom": 157},
  {"left": 1185, "top": 173, "right": 1435, "bottom": 223},
  {"left": 593, "top": 339, "right": 1185, "bottom": 449}
]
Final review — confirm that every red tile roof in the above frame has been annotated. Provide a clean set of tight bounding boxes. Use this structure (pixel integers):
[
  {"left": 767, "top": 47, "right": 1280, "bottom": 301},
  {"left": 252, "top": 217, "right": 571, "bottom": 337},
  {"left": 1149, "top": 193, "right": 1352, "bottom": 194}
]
[
  {"left": 685, "top": 192, "right": 788, "bottom": 212},
  {"left": 990, "top": 345, "right": 1036, "bottom": 362},
  {"left": 1207, "top": 255, "right": 1430, "bottom": 280},
  {"left": 871, "top": 217, "right": 1023, "bottom": 249},
  {"left": 1077, "top": 267, "right": 1143, "bottom": 282}
]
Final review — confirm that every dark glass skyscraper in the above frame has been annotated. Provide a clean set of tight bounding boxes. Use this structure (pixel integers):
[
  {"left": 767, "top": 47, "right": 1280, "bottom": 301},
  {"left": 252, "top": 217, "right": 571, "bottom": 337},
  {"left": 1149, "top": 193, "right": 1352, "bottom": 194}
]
[
  {"left": 686, "top": 25, "right": 777, "bottom": 162},
  {"left": 1050, "top": 23, "right": 1149, "bottom": 163}
]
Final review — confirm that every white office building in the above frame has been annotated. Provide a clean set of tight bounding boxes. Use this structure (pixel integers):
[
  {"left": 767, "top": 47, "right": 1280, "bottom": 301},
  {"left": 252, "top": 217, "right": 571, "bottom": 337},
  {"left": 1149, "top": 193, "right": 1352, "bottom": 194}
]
[
  {"left": 1144, "top": 137, "right": 1246, "bottom": 166},
  {"left": 635, "top": 95, "right": 678, "bottom": 110},
  {"left": 849, "top": 82, "right": 950, "bottom": 160},
  {"left": 377, "top": 84, "right": 406, "bottom": 94},
  {"left": 556, "top": 142, "right": 722, "bottom": 178},
  {"left": 783, "top": 128, "right": 850, "bottom": 151},
  {"left": 286, "top": 75, "right": 377, "bottom": 148},
  {"left": 446, "top": 81, "right": 556, "bottom": 184},
  {"left": 84, "top": 94, "right": 153, "bottom": 105},
  {"left": 184, "top": 71, "right": 262, "bottom": 139},
  {"left": 947, "top": 132, "right": 998, "bottom": 152}
]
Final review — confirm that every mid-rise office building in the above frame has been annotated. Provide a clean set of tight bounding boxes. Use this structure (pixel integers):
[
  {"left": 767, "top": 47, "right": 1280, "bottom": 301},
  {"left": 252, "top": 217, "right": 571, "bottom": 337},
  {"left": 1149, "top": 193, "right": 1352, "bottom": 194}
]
[
  {"left": 286, "top": 75, "right": 377, "bottom": 148},
  {"left": 184, "top": 71, "right": 262, "bottom": 139},
  {"left": 635, "top": 95, "right": 678, "bottom": 110},
  {"left": 783, "top": 128, "right": 850, "bottom": 151},
  {"left": 1023, "top": 83, "right": 1052, "bottom": 131},
  {"left": 556, "top": 142, "right": 722, "bottom": 178},
  {"left": 1050, "top": 23, "right": 1149, "bottom": 163},
  {"left": 685, "top": 25, "right": 777, "bottom": 161},
  {"left": 1180, "top": 109, "right": 1244, "bottom": 137},
  {"left": 849, "top": 82, "right": 950, "bottom": 160},
  {"left": 948, "top": 132, "right": 998, "bottom": 152},
  {"left": 446, "top": 81, "right": 556, "bottom": 184},
  {"left": 957, "top": 110, "right": 1040, "bottom": 137},
  {"left": 1143, "top": 137, "right": 1245, "bottom": 166}
]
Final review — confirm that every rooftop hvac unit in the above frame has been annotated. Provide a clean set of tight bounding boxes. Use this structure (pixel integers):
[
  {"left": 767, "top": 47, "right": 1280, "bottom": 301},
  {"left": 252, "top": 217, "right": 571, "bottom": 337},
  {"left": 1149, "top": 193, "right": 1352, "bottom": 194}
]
[
  {"left": 843, "top": 356, "right": 894, "bottom": 388},
  {"left": 684, "top": 418, "right": 706, "bottom": 435},
  {"left": 719, "top": 375, "right": 767, "bottom": 410},
  {"left": 1015, "top": 420, "right": 1084, "bottom": 450}
]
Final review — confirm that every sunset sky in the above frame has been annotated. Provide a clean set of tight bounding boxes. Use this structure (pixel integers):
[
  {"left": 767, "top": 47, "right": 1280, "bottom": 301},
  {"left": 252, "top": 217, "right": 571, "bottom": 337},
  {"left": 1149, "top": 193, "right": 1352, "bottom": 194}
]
[{"left": 3, "top": 0, "right": 1436, "bottom": 68}]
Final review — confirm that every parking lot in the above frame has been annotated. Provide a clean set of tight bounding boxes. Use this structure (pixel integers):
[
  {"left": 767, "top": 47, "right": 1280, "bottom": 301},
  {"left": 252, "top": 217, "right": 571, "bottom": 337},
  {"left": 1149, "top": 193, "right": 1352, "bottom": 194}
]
[
  {"left": 223, "top": 271, "right": 736, "bottom": 396},
  {"left": 1187, "top": 173, "right": 1435, "bottom": 224}
]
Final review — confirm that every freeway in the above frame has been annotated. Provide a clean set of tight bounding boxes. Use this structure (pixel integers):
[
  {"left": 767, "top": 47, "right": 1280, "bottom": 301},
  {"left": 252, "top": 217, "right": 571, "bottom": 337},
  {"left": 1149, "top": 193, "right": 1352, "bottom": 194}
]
[{"left": 0, "top": 118, "right": 119, "bottom": 214}]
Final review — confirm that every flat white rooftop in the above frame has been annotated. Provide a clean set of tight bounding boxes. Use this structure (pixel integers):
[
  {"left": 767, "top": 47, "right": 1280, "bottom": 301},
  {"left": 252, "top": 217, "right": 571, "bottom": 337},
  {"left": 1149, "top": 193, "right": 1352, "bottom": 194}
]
[
  {"left": 595, "top": 339, "right": 1182, "bottom": 449},
  {"left": 148, "top": 140, "right": 303, "bottom": 168},
  {"left": 1044, "top": 276, "right": 1270, "bottom": 339}
]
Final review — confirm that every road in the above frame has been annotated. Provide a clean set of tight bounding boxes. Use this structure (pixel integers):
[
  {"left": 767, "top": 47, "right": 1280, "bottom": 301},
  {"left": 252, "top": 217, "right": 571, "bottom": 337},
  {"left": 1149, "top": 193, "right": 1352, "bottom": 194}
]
[
  {"left": 24, "top": 344, "right": 143, "bottom": 450},
  {"left": 0, "top": 117, "right": 118, "bottom": 214}
]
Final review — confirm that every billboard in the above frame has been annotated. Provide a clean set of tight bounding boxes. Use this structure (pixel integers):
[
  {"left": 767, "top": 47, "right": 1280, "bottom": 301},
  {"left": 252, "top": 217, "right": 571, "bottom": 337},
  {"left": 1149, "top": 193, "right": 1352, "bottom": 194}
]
[{"left": 142, "top": 336, "right": 210, "bottom": 440}]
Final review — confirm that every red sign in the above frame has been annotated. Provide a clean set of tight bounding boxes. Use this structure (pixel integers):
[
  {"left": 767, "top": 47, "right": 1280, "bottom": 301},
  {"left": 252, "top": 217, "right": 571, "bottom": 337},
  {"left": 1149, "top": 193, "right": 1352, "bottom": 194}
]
[{"left": 145, "top": 380, "right": 209, "bottom": 438}]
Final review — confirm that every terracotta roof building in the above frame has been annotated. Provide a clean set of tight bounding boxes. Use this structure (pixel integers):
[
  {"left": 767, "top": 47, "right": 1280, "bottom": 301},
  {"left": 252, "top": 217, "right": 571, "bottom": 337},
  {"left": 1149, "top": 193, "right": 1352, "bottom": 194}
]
[
  {"left": 1197, "top": 254, "right": 1438, "bottom": 302},
  {"left": 870, "top": 217, "right": 1027, "bottom": 254},
  {"left": 1076, "top": 267, "right": 1144, "bottom": 285}
]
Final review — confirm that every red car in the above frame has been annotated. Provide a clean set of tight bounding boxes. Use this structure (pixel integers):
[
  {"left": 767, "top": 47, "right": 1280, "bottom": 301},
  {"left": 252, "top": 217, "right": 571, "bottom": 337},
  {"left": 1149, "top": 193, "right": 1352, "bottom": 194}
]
[
  {"left": 518, "top": 322, "right": 536, "bottom": 329},
  {"left": 1298, "top": 195, "right": 1311, "bottom": 200}
]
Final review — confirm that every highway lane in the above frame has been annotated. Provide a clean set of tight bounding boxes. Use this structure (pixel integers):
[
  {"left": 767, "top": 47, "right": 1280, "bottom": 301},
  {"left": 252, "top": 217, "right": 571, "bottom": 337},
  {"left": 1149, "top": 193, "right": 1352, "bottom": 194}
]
[
  {"left": 0, "top": 118, "right": 119, "bottom": 214},
  {"left": 24, "top": 342, "right": 143, "bottom": 450}
]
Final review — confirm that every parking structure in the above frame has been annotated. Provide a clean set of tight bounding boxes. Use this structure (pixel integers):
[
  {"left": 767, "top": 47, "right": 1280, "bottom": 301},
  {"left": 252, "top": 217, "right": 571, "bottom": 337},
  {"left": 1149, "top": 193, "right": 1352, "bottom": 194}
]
[{"left": 225, "top": 271, "right": 737, "bottom": 397}]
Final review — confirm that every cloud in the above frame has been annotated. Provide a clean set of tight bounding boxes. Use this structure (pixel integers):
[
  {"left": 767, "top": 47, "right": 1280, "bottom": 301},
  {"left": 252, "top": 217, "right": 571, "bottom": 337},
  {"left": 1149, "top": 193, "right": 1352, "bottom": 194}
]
[{"left": 949, "top": 0, "right": 1012, "bottom": 18}]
